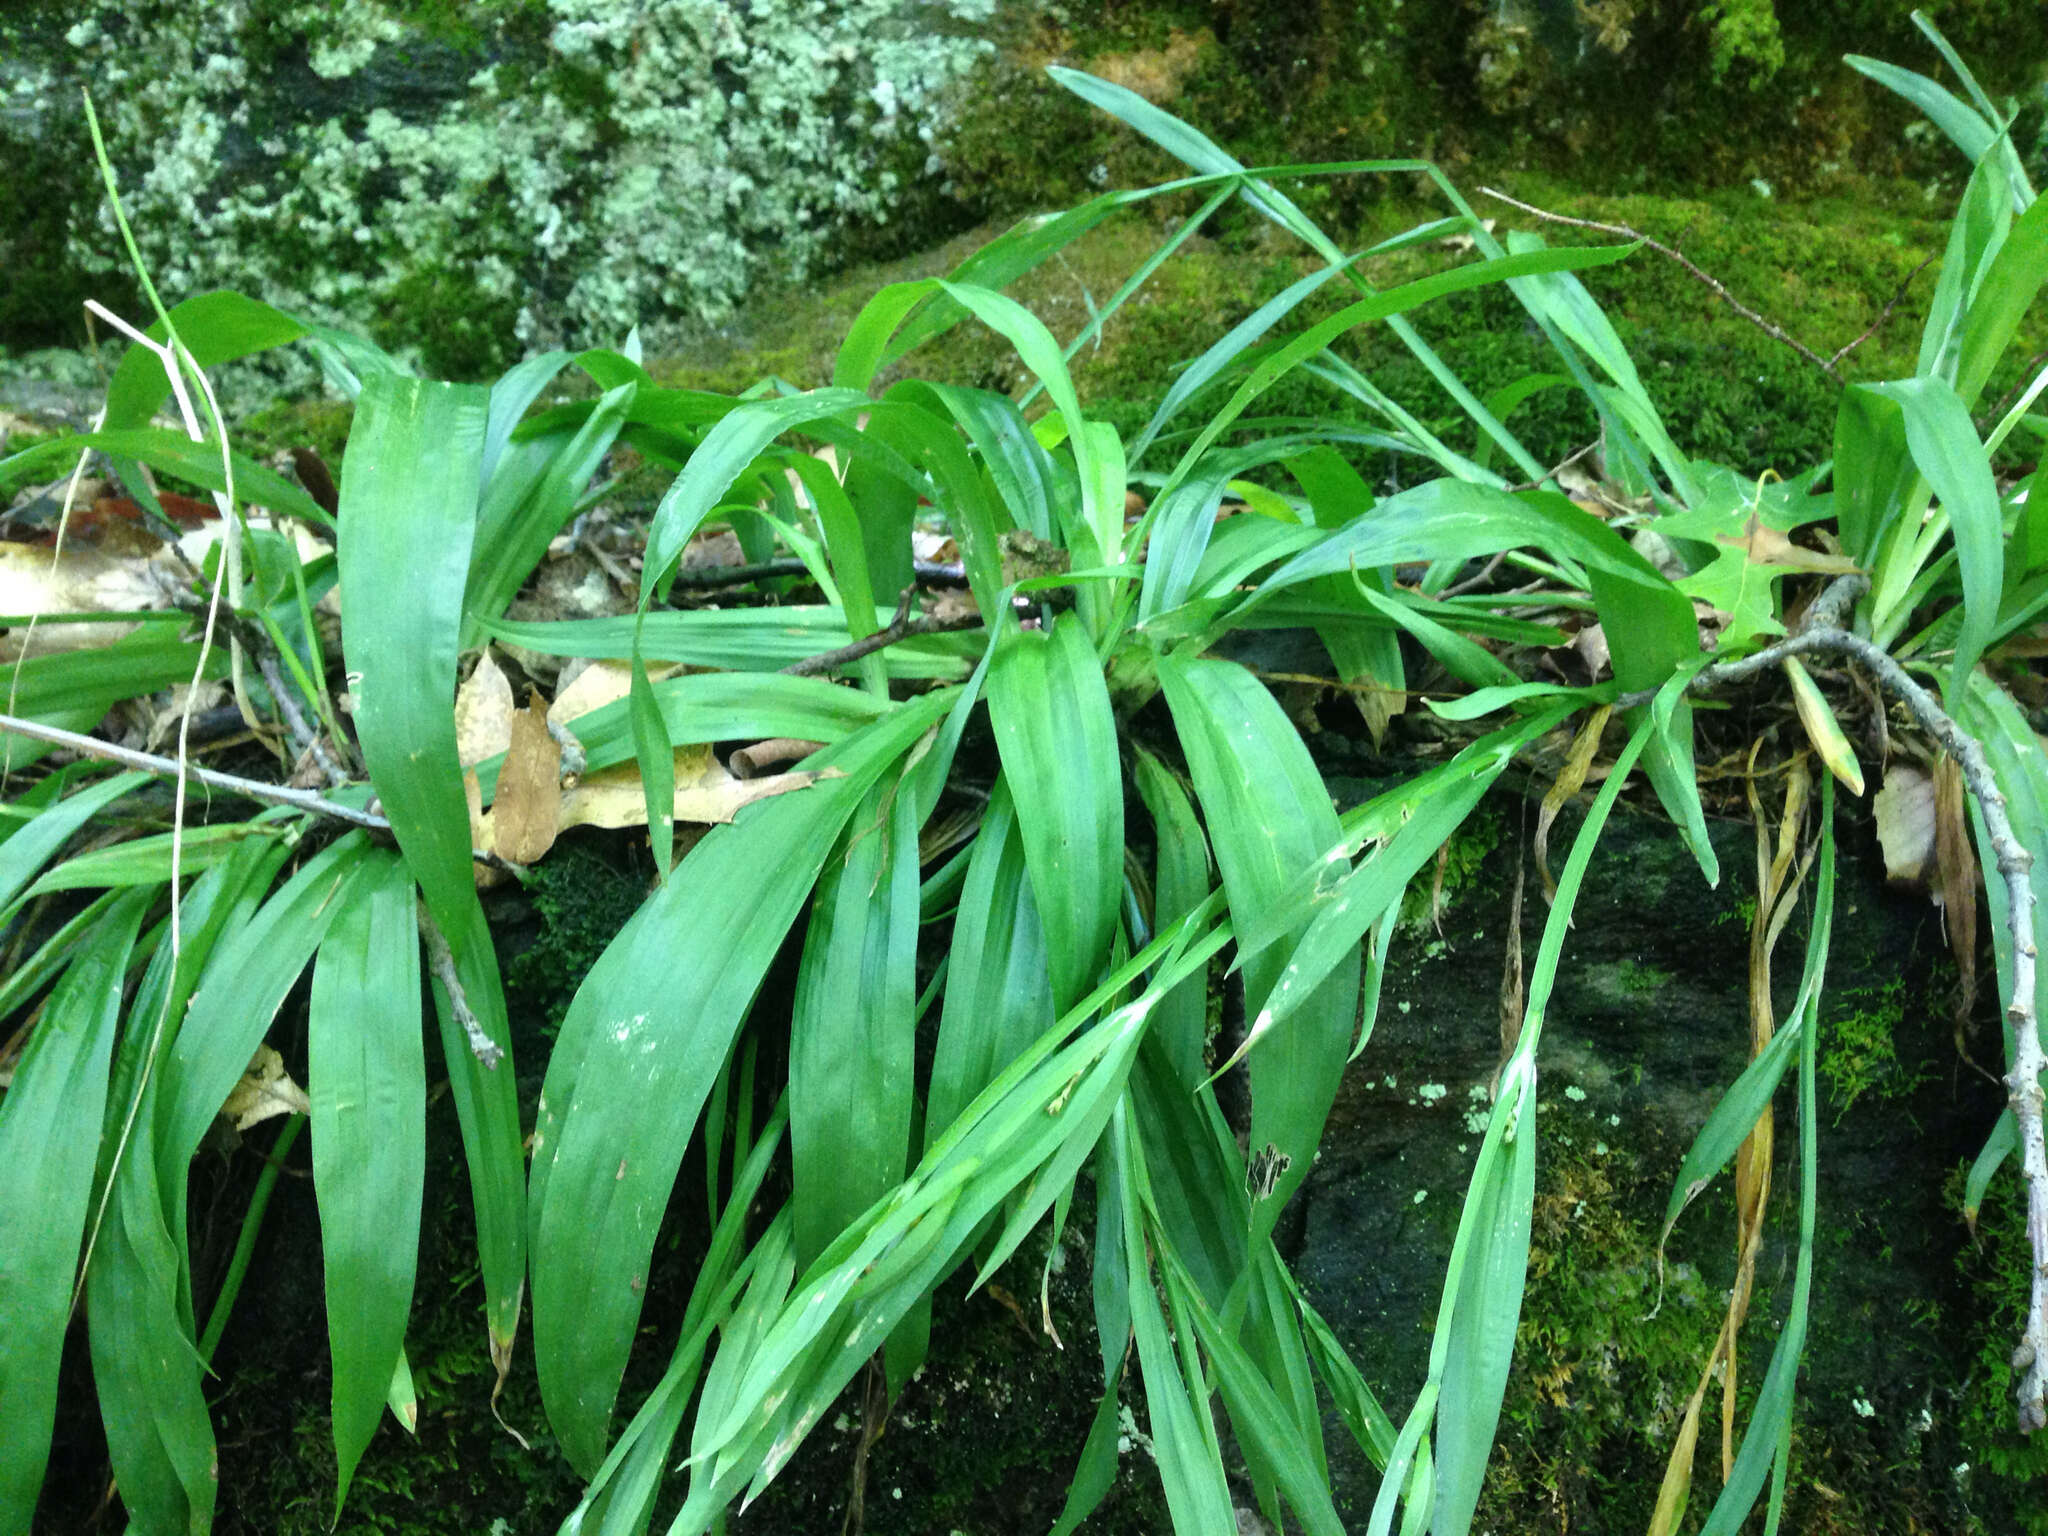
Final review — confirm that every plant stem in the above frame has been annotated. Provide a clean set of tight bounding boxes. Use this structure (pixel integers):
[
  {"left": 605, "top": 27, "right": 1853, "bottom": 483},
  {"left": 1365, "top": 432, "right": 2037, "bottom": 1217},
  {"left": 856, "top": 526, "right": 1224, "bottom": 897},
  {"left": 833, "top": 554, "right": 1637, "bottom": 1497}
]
[{"left": 198, "top": 1113, "right": 305, "bottom": 1364}]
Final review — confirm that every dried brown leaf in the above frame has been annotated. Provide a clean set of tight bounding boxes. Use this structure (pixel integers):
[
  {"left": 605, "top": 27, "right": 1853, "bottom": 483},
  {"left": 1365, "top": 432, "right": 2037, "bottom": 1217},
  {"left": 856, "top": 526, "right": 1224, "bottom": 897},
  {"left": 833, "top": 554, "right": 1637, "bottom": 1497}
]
[
  {"left": 1535, "top": 705, "right": 1611, "bottom": 901},
  {"left": 221, "top": 1044, "right": 310, "bottom": 1131},
  {"left": 1934, "top": 755, "right": 1979, "bottom": 1033},
  {"left": 495, "top": 690, "right": 562, "bottom": 866}
]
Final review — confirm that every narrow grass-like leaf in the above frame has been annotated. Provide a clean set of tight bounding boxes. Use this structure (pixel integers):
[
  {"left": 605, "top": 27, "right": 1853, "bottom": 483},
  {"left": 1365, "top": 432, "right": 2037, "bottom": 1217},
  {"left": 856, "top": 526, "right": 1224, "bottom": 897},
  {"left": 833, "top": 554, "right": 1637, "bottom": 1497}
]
[
  {"left": 338, "top": 375, "right": 526, "bottom": 1362},
  {"left": 0, "top": 771, "right": 146, "bottom": 915},
  {"left": 641, "top": 389, "right": 869, "bottom": 597},
  {"left": 0, "top": 887, "right": 149, "bottom": 1528},
  {"left": 528, "top": 691, "right": 953, "bottom": 1472},
  {"left": 465, "top": 380, "right": 634, "bottom": 638},
  {"left": 1425, "top": 722, "right": 1651, "bottom": 1536},
  {"left": 480, "top": 609, "right": 979, "bottom": 678},
  {"left": 158, "top": 835, "right": 373, "bottom": 1301},
  {"left": 308, "top": 850, "right": 424, "bottom": 1513},
  {"left": 100, "top": 290, "right": 402, "bottom": 429},
  {"left": 789, "top": 771, "right": 923, "bottom": 1268},
  {"left": 1244, "top": 705, "right": 1562, "bottom": 1033},
  {"left": 1158, "top": 652, "right": 1356, "bottom": 1232},
  {"left": 16, "top": 821, "right": 283, "bottom": 902},
  {"left": 1133, "top": 750, "right": 1213, "bottom": 1088},
  {"left": 473, "top": 673, "right": 887, "bottom": 801},
  {"left": 1845, "top": 55, "right": 2029, "bottom": 204},
  {"left": 1659, "top": 1018, "right": 1803, "bottom": 1247},
  {"left": 1110, "top": 1108, "right": 1238, "bottom": 1531},
  {"left": 0, "top": 427, "right": 331, "bottom": 527},
  {"left": 985, "top": 617, "right": 1123, "bottom": 1012},
  {"left": 926, "top": 780, "right": 1055, "bottom": 1149},
  {"left": 1956, "top": 190, "right": 2048, "bottom": 406},
  {"left": 1697, "top": 781, "right": 1836, "bottom": 1535}
]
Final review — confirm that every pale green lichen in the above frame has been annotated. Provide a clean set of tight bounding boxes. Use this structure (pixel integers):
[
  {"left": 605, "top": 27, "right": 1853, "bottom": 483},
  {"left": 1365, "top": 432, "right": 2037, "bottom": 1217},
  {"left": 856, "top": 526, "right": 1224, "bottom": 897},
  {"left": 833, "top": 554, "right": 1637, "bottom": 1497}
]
[{"left": 10, "top": 0, "right": 995, "bottom": 377}]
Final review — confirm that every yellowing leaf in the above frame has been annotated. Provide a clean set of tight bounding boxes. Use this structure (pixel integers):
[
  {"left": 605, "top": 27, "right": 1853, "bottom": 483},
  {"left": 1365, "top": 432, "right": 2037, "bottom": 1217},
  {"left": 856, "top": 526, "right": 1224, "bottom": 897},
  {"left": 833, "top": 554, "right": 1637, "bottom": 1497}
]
[
  {"left": 1783, "top": 658, "right": 1865, "bottom": 796},
  {"left": 221, "top": 1044, "right": 310, "bottom": 1131}
]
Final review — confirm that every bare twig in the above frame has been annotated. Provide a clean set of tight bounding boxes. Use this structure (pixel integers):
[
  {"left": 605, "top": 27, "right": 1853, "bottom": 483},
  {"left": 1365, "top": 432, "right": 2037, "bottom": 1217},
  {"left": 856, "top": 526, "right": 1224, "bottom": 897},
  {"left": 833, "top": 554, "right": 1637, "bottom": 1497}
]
[
  {"left": 418, "top": 903, "right": 504, "bottom": 1070},
  {"left": 1501, "top": 440, "right": 1600, "bottom": 497},
  {"left": 1623, "top": 575, "right": 2046, "bottom": 1428},
  {"left": 0, "top": 712, "right": 516, "bottom": 870},
  {"left": 779, "top": 586, "right": 983, "bottom": 678},
  {"left": 255, "top": 649, "right": 348, "bottom": 788},
  {"left": 1827, "top": 254, "right": 1936, "bottom": 374},
  {"left": 1478, "top": 187, "right": 1842, "bottom": 382}
]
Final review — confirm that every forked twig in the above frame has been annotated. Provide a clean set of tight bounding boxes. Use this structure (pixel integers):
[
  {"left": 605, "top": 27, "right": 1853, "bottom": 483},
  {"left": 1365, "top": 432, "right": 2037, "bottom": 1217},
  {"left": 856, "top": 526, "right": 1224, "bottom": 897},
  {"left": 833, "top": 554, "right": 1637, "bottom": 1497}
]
[
  {"left": 779, "top": 585, "right": 984, "bottom": 678},
  {"left": 1624, "top": 575, "right": 2046, "bottom": 1428},
  {"left": 1478, "top": 187, "right": 1842, "bottom": 381}
]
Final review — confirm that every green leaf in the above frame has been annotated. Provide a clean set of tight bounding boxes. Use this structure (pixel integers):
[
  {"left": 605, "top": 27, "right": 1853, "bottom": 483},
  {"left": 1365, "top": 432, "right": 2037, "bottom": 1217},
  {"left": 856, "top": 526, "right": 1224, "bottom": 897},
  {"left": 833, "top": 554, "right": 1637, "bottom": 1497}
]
[
  {"left": 0, "top": 772, "right": 147, "bottom": 917},
  {"left": 528, "top": 691, "right": 953, "bottom": 1473},
  {"left": 1158, "top": 652, "right": 1357, "bottom": 1234},
  {"left": 985, "top": 617, "right": 1124, "bottom": 1013},
  {"left": 0, "top": 427, "right": 332, "bottom": 527},
  {"left": 925, "top": 781, "right": 1055, "bottom": 1149},
  {"left": 1109, "top": 1110, "right": 1239, "bottom": 1532},
  {"left": 790, "top": 770, "right": 924, "bottom": 1268},
  {"left": 479, "top": 608, "right": 978, "bottom": 679},
  {"left": 641, "top": 388, "right": 870, "bottom": 597},
  {"left": 337, "top": 375, "right": 526, "bottom": 1363},
  {"left": 101, "top": 290, "right": 402, "bottom": 430},
  {"left": 308, "top": 851, "right": 424, "bottom": 1513},
  {"left": 1133, "top": 750, "right": 1213, "bottom": 1089},
  {"left": 465, "top": 380, "right": 635, "bottom": 638},
  {"left": 0, "top": 888, "right": 149, "bottom": 1528}
]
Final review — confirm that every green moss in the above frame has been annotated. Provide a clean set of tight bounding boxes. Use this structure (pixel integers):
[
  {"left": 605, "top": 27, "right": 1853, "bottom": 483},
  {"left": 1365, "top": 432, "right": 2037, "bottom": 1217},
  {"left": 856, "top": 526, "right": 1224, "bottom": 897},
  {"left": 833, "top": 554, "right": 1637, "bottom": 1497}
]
[
  {"left": 1951, "top": 1167, "right": 2048, "bottom": 1531},
  {"left": 1397, "top": 802, "right": 1504, "bottom": 934},
  {"left": 238, "top": 397, "right": 355, "bottom": 465},
  {"left": 1819, "top": 977, "right": 1933, "bottom": 1122},
  {"left": 1480, "top": 1105, "right": 1736, "bottom": 1530},
  {"left": 504, "top": 841, "right": 645, "bottom": 1042}
]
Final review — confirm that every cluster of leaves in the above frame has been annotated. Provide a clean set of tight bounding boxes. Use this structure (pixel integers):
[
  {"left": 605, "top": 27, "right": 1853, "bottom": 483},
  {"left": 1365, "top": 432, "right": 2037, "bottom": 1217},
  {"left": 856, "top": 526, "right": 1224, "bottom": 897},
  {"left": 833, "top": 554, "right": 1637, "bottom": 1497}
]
[{"left": 0, "top": 17, "right": 2045, "bottom": 1536}]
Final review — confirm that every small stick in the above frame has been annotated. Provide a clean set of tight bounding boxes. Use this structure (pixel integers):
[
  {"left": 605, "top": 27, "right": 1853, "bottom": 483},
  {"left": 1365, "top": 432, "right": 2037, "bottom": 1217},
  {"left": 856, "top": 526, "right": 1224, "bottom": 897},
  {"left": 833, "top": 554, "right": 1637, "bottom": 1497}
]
[
  {"left": 1478, "top": 187, "right": 1841, "bottom": 382},
  {"left": 0, "top": 711, "right": 515, "bottom": 870},
  {"left": 418, "top": 902, "right": 504, "bottom": 1070},
  {"left": 779, "top": 587, "right": 983, "bottom": 678}
]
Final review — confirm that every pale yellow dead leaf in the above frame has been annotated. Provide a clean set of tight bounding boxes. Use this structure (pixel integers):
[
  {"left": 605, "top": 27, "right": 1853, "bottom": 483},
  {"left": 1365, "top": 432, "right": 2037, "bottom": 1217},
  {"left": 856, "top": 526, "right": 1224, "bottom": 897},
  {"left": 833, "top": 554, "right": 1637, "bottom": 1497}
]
[
  {"left": 221, "top": 1044, "right": 310, "bottom": 1131},
  {"left": 549, "top": 657, "right": 682, "bottom": 726},
  {"left": 558, "top": 743, "right": 833, "bottom": 832},
  {"left": 0, "top": 541, "right": 174, "bottom": 659},
  {"left": 455, "top": 648, "right": 515, "bottom": 769},
  {"left": 1872, "top": 764, "right": 1935, "bottom": 888},
  {"left": 495, "top": 690, "right": 563, "bottom": 866}
]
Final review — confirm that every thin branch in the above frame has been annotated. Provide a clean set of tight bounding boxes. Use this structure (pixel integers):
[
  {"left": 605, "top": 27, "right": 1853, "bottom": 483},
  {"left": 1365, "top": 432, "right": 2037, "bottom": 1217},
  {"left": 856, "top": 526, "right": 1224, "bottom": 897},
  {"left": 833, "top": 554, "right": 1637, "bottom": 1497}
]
[
  {"left": 1478, "top": 187, "right": 1842, "bottom": 382},
  {"left": 0, "top": 712, "right": 515, "bottom": 870},
  {"left": 1624, "top": 577, "right": 2045, "bottom": 1429},
  {"left": 1827, "top": 254, "right": 1936, "bottom": 374},
  {"left": 779, "top": 587, "right": 983, "bottom": 678},
  {"left": 418, "top": 902, "right": 504, "bottom": 1070}
]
